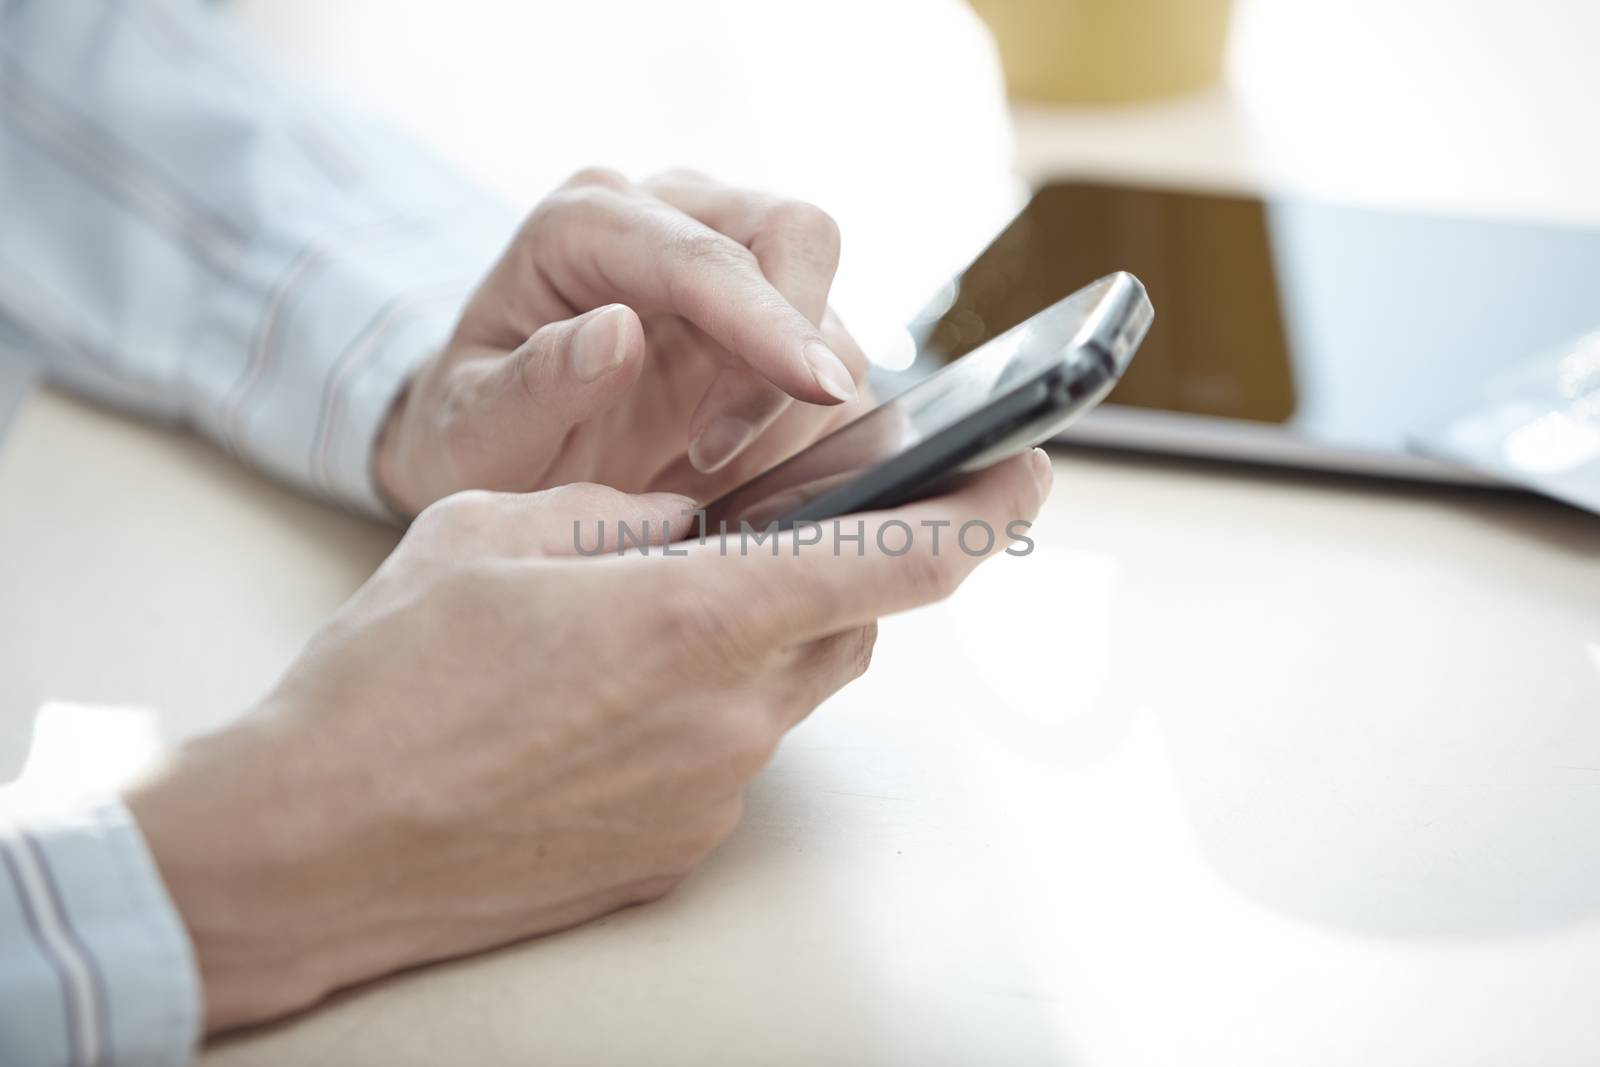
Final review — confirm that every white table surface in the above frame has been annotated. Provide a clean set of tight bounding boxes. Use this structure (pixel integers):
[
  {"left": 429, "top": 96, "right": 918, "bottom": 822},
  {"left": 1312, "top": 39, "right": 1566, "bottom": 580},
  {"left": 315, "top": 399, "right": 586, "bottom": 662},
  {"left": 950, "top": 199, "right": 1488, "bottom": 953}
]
[{"left": 3, "top": 2, "right": 1600, "bottom": 1064}]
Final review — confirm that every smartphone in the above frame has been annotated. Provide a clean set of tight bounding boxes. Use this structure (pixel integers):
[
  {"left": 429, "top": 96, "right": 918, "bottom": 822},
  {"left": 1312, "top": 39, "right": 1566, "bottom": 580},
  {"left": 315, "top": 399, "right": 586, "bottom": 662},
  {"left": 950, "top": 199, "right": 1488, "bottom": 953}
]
[{"left": 699, "top": 271, "right": 1153, "bottom": 530}]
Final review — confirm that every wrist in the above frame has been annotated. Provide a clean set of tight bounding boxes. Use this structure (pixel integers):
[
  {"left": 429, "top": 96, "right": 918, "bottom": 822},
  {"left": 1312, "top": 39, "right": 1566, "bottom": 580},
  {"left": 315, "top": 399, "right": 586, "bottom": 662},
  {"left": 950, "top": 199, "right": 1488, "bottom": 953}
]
[{"left": 125, "top": 715, "right": 346, "bottom": 1032}]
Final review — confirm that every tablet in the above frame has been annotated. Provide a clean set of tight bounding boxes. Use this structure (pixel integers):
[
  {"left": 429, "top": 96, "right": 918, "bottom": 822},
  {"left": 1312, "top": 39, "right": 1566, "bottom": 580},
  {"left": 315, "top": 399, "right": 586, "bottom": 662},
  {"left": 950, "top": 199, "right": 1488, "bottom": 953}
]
[{"left": 898, "top": 179, "right": 1600, "bottom": 484}]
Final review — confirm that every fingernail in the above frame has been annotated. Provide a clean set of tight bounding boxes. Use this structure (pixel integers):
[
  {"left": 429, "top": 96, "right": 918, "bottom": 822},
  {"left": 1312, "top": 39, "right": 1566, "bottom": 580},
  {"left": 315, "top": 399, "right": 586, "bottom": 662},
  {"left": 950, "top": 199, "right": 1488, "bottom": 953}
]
[
  {"left": 689, "top": 415, "right": 758, "bottom": 473},
  {"left": 572, "top": 305, "right": 630, "bottom": 383},
  {"left": 802, "top": 341, "right": 857, "bottom": 403},
  {"left": 1029, "top": 447, "right": 1054, "bottom": 497}
]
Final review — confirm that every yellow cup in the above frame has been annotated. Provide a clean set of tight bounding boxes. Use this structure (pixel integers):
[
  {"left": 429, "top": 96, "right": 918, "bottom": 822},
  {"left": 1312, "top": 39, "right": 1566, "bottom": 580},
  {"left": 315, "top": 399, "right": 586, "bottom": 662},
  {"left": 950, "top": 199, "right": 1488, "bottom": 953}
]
[{"left": 971, "top": 0, "right": 1233, "bottom": 104}]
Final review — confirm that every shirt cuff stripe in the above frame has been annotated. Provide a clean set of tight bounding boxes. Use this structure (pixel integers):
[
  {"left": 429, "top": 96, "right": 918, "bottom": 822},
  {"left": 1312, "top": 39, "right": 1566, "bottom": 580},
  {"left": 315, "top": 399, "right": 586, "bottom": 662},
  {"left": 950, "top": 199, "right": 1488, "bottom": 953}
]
[{"left": 0, "top": 808, "right": 108, "bottom": 1067}]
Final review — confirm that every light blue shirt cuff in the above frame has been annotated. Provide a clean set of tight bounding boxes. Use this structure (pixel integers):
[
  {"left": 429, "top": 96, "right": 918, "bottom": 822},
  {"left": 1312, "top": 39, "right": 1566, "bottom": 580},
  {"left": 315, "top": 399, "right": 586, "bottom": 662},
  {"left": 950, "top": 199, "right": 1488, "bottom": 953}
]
[
  {"left": 0, "top": 792, "right": 201, "bottom": 1067},
  {"left": 237, "top": 252, "right": 477, "bottom": 521}
]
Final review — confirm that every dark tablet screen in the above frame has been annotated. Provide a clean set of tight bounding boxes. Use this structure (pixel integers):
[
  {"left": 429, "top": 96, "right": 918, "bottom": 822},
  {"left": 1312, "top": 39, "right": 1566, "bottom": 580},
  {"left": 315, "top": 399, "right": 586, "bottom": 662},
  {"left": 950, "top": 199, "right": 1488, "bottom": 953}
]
[{"left": 908, "top": 179, "right": 1600, "bottom": 463}]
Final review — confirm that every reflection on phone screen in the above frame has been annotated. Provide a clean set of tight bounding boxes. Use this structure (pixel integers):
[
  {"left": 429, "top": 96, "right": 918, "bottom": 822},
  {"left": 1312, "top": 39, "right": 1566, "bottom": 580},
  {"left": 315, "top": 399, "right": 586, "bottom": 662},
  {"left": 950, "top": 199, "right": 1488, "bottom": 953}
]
[{"left": 701, "top": 277, "right": 1117, "bottom": 529}]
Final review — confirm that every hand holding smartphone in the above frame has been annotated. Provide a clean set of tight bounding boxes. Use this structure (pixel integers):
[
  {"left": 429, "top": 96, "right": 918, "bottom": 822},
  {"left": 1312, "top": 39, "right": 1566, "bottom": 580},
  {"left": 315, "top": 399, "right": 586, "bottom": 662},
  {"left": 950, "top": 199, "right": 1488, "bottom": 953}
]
[{"left": 700, "top": 272, "right": 1153, "bottom": 530}]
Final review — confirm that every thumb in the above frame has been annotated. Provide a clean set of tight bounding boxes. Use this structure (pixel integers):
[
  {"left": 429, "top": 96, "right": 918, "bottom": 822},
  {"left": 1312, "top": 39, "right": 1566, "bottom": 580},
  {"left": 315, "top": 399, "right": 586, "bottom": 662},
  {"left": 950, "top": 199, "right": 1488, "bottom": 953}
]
[
  {"left": 468, "top": 303, "right": 646, "bottom": 452},
  {"left": 504, "top": 482, "right": 697, "bottom": 557}
]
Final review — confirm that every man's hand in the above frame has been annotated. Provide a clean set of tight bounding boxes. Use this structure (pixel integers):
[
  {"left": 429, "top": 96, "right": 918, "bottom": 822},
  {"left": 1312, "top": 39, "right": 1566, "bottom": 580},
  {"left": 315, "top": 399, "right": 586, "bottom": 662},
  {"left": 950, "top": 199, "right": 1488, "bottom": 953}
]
[
  {"left": 373, "top": 168, "right": 875, "bottom": 517},
  {"left": 124, "top": 451, "right": 1052, "bottom": 1033}
]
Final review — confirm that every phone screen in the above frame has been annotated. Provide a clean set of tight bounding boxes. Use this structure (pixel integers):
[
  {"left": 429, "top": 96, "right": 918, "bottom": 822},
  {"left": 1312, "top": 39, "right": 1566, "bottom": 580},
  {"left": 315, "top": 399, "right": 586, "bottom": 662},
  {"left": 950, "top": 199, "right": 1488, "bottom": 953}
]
[{"left": 699, "top": 275, "right": 1122, "bottom": 529}]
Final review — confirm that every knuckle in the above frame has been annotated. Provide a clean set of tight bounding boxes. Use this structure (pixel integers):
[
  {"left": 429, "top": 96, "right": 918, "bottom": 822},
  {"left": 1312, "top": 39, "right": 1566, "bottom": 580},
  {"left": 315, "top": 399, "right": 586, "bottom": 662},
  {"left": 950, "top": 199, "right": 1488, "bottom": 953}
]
[
  {"left": 764, "top": 200, "right": 841, "bottom": 257},
  {"left": 903, "top": 549, "right": 960, "bottom": 604},
  {"left": 534, "top": 182, "right": 622, "bottom": 234},
  {"left": 853, "top": 623, "right": 878, "bottom": 678},
  {"left": 415, "top": 489, "right": 503, "bottom": 535},
  {"left": 703, "top": 713, "right": 778, "bottom": 782},
  {"left": 674, "top": 227, "right": 757, "bottom": 273},
  {"left": 663, "top": 229, "right": 763, "bottom": 317},
  {"left": 562, "top": 165, "right": 630, "bottom": 191},
  {"left": 508, "top": 333, "right": 548, "bottom": 400},
  {"left": 646, "top": 166, "right": 712, "bottom": 189}
]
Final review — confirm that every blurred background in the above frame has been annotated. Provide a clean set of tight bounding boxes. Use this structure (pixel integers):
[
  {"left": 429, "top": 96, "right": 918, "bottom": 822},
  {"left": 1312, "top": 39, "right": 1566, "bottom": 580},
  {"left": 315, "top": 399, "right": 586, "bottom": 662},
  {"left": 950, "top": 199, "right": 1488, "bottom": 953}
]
[{"left": 228, "top": 0, "right": 1600, "bottom": 364}]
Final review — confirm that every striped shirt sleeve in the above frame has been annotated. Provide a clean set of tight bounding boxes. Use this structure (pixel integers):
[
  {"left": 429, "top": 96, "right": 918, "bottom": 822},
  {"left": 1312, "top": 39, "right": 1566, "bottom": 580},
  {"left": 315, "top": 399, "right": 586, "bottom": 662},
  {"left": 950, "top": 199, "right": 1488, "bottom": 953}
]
[
  {"left": 0, "top": 791, "right": 199, "bottom": 1067},
  {"left": 0, "top": 0, "right": 514, "bottom": 517}
]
